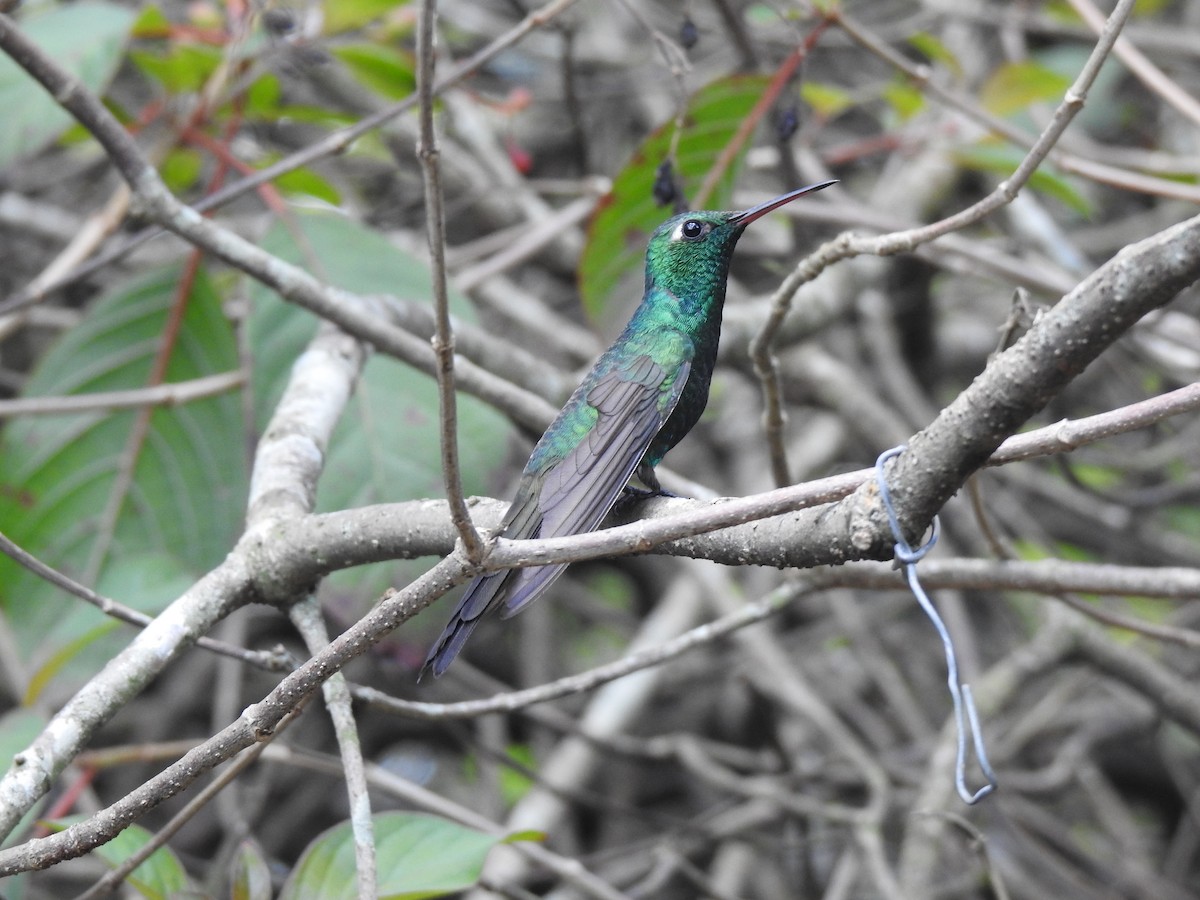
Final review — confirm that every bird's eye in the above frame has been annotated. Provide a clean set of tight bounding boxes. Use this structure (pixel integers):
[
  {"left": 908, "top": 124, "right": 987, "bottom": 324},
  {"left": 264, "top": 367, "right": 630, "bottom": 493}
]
[{"left": 681, "top": 219, "right": 707, "bottom": 240}]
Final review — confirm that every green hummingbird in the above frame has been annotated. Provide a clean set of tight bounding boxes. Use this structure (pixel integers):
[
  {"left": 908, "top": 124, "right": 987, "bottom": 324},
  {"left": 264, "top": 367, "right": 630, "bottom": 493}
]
[{"left": 422, "top": 180, "right": 836, "bottom": 678}]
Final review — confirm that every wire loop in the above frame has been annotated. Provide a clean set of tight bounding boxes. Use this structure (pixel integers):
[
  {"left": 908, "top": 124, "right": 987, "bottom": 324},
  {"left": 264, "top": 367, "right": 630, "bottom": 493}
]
[{"left": 875, "top": 446, "right": 998, "bottom": 804}]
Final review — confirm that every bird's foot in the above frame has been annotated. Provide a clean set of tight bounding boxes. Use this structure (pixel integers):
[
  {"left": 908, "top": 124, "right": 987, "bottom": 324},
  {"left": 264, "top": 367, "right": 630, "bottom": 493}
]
[{"left": 622, "top": 485, "right": 681, "bottom": 500}]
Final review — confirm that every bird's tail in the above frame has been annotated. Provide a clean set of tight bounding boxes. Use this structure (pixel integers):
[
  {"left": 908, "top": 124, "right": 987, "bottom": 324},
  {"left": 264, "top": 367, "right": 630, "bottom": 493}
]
[
  {"left": 420, "top": 611, "right": 483, "bottom": 680},
  {"left": 419, "top": 571, "right": 507, "bottom": 680},
  {"left": 419, "top": 561, "right": 572, "bottom": 679}
]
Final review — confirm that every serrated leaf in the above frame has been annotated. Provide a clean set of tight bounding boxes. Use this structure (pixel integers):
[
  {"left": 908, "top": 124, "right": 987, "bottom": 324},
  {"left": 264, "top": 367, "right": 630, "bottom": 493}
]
[
  {"left": 280, "top": 813, "right": 507, "bottom": 900},
  {"left": 43, "top": 817, "right": 193, "bottom": 899},
  {"left": 955, "top": 144, "right": 1092, "bottom": 215},
  {"left": 579, "top": 74, "right": 771, "bottom": 324},
  {"left": 980, "top": 61, "right": 1072, "bottom": 116},
  {"left": 0, "top": 267, "right": 244, "bottom": 662},
  {"left": 331, "top": 43, "right": 416, "bottom": 100},
  {"left": 0, "top": 2, "right": 135, "bottom": 168},
  {"left": 244, "top": 212, "right": 513, "bottom": 608}
]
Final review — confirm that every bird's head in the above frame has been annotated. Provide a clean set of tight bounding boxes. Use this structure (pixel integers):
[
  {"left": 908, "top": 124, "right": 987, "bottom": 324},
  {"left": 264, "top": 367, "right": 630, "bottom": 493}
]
[{"left": 644, "top": 180, "right": 836, "bottom": 303}]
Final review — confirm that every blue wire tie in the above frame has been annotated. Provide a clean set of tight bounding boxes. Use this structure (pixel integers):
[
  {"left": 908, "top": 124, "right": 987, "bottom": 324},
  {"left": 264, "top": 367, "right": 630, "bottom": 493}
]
[{"left": 875, "top": 446, "right": 998, "bottom": 804}]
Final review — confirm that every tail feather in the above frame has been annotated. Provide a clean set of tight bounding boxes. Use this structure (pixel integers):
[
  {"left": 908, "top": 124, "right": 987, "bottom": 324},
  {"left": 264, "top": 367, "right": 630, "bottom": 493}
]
[
  {"left": 500, "top": 562, "right": 570, "bottom": 618},
  {"left": 420, "top": 571, "right": 508, "bottom": 679}
]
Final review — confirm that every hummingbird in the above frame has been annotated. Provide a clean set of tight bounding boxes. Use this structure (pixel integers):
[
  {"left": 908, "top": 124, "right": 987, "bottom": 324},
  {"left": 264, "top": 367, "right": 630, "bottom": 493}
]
[{"left": 422, "top": 180, "right": 837, "bottom": 678}]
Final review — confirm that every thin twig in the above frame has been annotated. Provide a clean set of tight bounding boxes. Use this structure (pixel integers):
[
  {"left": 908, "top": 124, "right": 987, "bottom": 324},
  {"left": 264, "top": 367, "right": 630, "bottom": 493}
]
[
  {"left": 416, "top": 0, "right": 482, "bottom": 561},
  {"left": 0, "top": 371, "right": 244, "bottom": 418}
]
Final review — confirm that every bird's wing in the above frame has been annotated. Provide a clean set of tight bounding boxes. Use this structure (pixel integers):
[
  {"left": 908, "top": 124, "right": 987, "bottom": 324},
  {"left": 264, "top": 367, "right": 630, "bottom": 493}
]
[
  {"left": 421, "top": 353, "right": 691, "bottom": 678},
  {"left": 499, "top": 353, "right": 692, "bottom": 616}
]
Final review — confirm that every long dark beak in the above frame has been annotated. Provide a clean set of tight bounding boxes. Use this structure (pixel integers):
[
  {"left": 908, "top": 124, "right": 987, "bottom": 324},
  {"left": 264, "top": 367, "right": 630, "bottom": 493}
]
[{"left": 728, "top": 180, "right": 837, "bottom": 228}]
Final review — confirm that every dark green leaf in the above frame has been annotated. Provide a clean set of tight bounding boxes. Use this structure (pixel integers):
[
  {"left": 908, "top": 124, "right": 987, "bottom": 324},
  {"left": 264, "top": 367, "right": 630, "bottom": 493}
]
[
  {"left": 0, "top": 709, "right": 47, "bottom": 770},
  {"left": 579, "top": 75, "right": 771, "bottom": 324},
  {"left": 24, "top": 553, "right": 196, "bottom": 703},
  {"left": 0, "top": 267, "right": 244, "bottom": 676}
]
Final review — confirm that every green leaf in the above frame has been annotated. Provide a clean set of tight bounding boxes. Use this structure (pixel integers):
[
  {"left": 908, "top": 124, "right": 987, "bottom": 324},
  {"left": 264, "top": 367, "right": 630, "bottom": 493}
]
[
  {"left": 43, "top": 817, "right": 193, "bottom": 899},
  {"left": 281, "top": 813, "right": 508, "bottom": 900},
  {"left": 274, "top": 166, "right": 343, "bottom": 205},
  {"left": 979, "top": 61, "right": 1072, "bottom": 116},
  {"left": 800, "top": 82, "right": 853, "bottom": 120},
  {"left": 882, "top": 80, "right": 925, "bottom": 121},
  {"left": 231, "top": 839, "right": 274, "bottom": 900},
  {"left": 244, "top": 212, "right": 514, "bottom": 610},
  {"left": 906, "top": 32, "right": 962, "bottom": 79},
  {"left": 323, "top": 0, "right": 411, "bottom": 35},
  {"left": 0, "top": 709, "right": 47, "bottom": 770},
  {"left": 25, "top": 619, "right": 121, "bottom": 705},
  {"left": 954, "top": 144, "right": 1092, "bottom": 215},
  {"left": 331, "top": 43, "right": 416, "bottom": 100},
  {"left": 0, "top": 1, "right": 135, "bottom": 167},
  {"left": 579, "top": 74, "right": 771, "bottom": 324},
  {"left": 160, "top": 147, "right": 204, "bottom": 193},
  {"left": 0, "top": 267, "right": 245, "bottom": 668},
  {"left": 130, "top": 43, "right": 224, "bottom": 94},
  {"left": 24, "top": 553, "right": 196, "bottom": 703},
  {"left": 498, "top": 744, "right": 535, "bottom": 806},
  {"left": 244, "top": 73, "right": 283, "bottom": 118}
]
